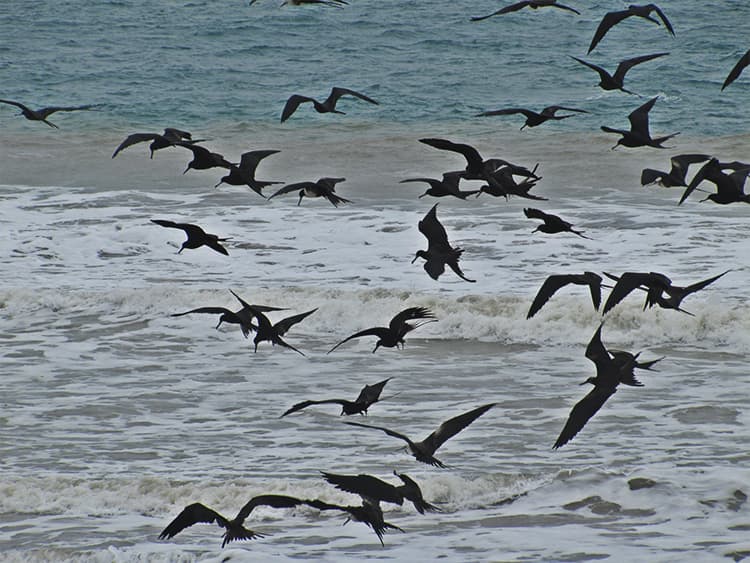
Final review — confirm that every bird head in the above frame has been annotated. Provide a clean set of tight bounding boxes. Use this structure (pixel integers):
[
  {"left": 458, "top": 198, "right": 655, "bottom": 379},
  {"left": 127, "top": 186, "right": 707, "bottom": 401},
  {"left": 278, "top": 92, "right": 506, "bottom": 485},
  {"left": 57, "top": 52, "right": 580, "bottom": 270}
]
[
  {"left": 580, "top": 376, "right": 597, "bottom": 386},
  {"left": 412, "top": 250, "right": 428, "bottom": 263}
]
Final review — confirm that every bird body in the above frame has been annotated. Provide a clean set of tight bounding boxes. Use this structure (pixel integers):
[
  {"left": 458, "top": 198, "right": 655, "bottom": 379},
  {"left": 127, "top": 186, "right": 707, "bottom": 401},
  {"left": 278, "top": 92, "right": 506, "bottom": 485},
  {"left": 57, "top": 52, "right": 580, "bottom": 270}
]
[
  {"left": 0, "top": 98, "right": 94, "bottom": 128},
  {"left": 281, "top": 378, "right": 392, "bottom": 416},
  {"left": 588, "top": 4, "right": 674, "bottom": 54},
  {"left": 570, "top": 52, "right": 669, "bottom": 95},
  {"left": 215, "top": 149, "right": 282, "bottom": 197},
  {"left": 413, "top": 204, "right": 475, "bottom": 282},
  {"left": 151, "top": 219, "right": 230, "bottom": 255},
  {"left": 400, "top": 172, "right": 479, "bottom": 199},
  {"left": 177, "top": 142, "right": 234, "bottom": 174},
  {"left": 679, "top": 158, "right": 750, "bottom": 205},
  {"left": 601, "top": 96, "right": 678, "bottom": 149},
  {"left": 524, "top": 207, "right": 589, "bottom": 239},
  {"left": 112, "top": 128, "right": 197, "bottom": 159},
  {"left": 472, "top": 0, "right": 580, "bottom": 22},
  {"left": 328, "top": 307, "right": 436, "bottom": 353},
  {"left": 280, "top": 87, "right": 378, "bottom": 122},
  {"left": 269, "top": 177, "right": 351, "bottom": 207}
]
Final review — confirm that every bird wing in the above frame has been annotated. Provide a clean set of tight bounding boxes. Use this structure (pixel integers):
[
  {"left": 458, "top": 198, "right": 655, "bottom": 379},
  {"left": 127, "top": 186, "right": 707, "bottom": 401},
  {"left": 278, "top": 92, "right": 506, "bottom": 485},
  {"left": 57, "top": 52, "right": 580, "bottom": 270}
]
[
  {"left": 569, "top": 56, "right": 610, "bottom": 81},
  {"left": 584, "top": 322, "right": 610, "bottom": 367},
  {"left": 602, "top": 271, "right": 665, "bottom": 314},
  {"left": 470, "top": 1, "right": 527, "bottom": 21},
  {"left": 588, "top": 9, "right": 631, "bottom": 53},
  {"left": 585, "top": 272, "right": 603, "bottom": 310},
  {"left": 671, "top": 153, "right": 711, "bottom": 177},
  {"left": 204, "top": 237, "right": 230, "bottom": 256},
  {"left": 159, "top": 503, "right": 229, "bottom": 539},
  {"left": 722, "top": 49, "right": 750, "bottom": 90},
  {"left": 542, "top": 105, "right": 588, "bottom": 116},
  {"left": 280, "top": 94, "right": 316, "bottom": 122},
  {"left": 476, "top": 108, "right": 536, "bottom": 119},
  {"left": 552, "top": 2, "right": 580, "bottom": 15},
  {"left": 171, "top": 307, "right": 234, "bottom": 317},
  {"left": 649, "top": 4, "right": 674, "bottom": 34},
  {"left": 0, "top": 98, "right": 30, "bottom": 112},
  {"left": 354, "top": 377, "right": 392, "bottom": 405},
  {"left": 163, "top": 128, "right": 193, "bottom": 141},
  {"left": 327, "top": 327, "right": 391, "bottom": 353},
  {"left": 418, "top": 204, "right": 451, "bottom": 248},
  {"left": 679, "top": 270, "right": 730, "bottom": 296},
  {"left": 418, "top": 138, "right": 484, "bottom": 172},
  {"left": 523, "top": 207, "right": 549, "bottom": 221},
  {"left": 640, "top": 168, "right": 666, "bottom": 185},
  {"left": 321, "top": 472, "right": 402, "bottom": 505},
  {"left": 274, "top": 308, "right": 317, "bottom": 336},
  {"left": 281, "top": 399, "right": 349, "bottom": 417},
  {"left": 111, "top": 133, "right": 161, "bottom": 158},
  {"left": 389, "top": 307, "right": 435, "bottom": 332},
  {"left": 394, "top": 472, "right": 440, "bottom": 514},
  {"left": 235, "top": 494, "right": 314, "bottom": 524},
  {"left": 35, "top": 104, "right": 95, "bottom": 118},
  {"left": 345, "top": 420, "right": 414, "bottom": 446},
  {"left": 151, "top": 218, "right": 193, "bottom": 232},
  {"left": 527, "top": 274, "right": 581, "bottom": 318},
  {"left": 553, "top": 386, "right": 616, "bottom": 449},
  {"left": 628, "top": 97, "right": 658, "bottom": 137},
  {"left": 268, "top": 182, "right": 317, "bottom": 200},
  {"left": 679, "top": 158, "right": 717, "bottom": 204},
  {"left": 239, "top": 149, "right": 280, "bottom": 174},
  {"left": 328, "top": 87, "right": 379, "bottom": 106},
  {"left": 420, "top": 403, "right": 496, "bottom": 455},
  {"left": 613, "top": 52, "right": 669, "bottom": 83},
  {"left": 423, "top": 258, "right": 447, "bottom": 281}
]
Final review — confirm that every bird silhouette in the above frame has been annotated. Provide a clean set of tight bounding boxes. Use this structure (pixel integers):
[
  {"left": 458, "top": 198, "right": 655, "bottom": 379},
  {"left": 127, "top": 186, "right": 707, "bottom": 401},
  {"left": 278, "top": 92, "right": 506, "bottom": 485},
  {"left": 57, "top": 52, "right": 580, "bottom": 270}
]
[
  {"left": 268, "top": 177, "right": 351, "bottom": 207},
  {"left": 214, "top": 149, "right": 282, "bottom": 197},
  {"left": 159, "top": 494, "right": 325, "bottom": 547},
  {"left": 476, "top": 105, "right": 588, "bottom": 130},
  {"left": 280, "top": 87, "right": 378, "bottom": 122},
  {"left": 553, "top": 323, "right": 647, "bottom": 449},
  {"left": 722, "top": 49, "right": 750, "bottom": 90},
  {"left": 478, "top": 166, "right": 545, "bottom": 200},
  {"left": 527, "top": 272, "right": 604, "bottom": 318},
  {"left": 472, "top": 0, "right": 580, "bottom": 21},
  {"left": 328, "top": 307, "right": 437, "bottom": 353},
  {"left": 413, "top": 204, "right": 475, "bottom": 282},
  {"left": 345, "top": 403, "right": 496, "bottom": 468},
  {"left": 281, "top": 378, "right": 392, "bottom": 416},
  {"left": 570, "top": 52, "right": 669, "bottom": 95},
  {"left": 524, "top": 208, "right": 590, "bottom": 239},
  {"left": 151, "top": 219, "right": 230, "bottom": 255},
  {"left": 588, "top": 4, "right": 674, "bottom": 54},
  {"left": 321, "top": 471, "right": 440, "bottom": 514},
  {"left": 601, "top": 96, "right": 678, "bottom": 149},
  {"left": 177, "top": 143, "right": 234, "bottom": 174},
  {"left": 112, "top": 128, "right": 198, "bottom": 159},
  {"left": 640, "top": 153, "right": 711, "bottom": 187},
  {"left": 308, "top": 498, "right": 403, "bottom": 546},
  {"left": 679, "top": 158, "right": 750, "bottom": 205},
  {"left": 400, "top": 172, "right": 480, "bottom": 199},
  {"left": 0, "top": 99, "right": 94, "bottom": 128}
]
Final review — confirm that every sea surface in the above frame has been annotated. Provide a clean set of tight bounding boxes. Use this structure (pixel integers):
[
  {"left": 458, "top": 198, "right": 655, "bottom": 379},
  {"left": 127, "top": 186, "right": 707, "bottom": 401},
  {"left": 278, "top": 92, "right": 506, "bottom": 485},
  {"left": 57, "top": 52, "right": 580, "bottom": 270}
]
[{"left": 1, "top": 1, "right": 749, "bottom": 561}]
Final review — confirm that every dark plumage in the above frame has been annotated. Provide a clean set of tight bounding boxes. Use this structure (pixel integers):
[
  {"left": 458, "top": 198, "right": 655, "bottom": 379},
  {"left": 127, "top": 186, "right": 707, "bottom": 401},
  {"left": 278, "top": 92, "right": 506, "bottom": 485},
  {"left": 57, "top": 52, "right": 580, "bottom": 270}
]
[
  {"left": 413, "top": 204, "right": 475, "bottom": 282},
  {"left": 640, "top": 154, "right": 711, "bottom": 187},
  {"left": 214, "top": 149, "right": 282, "bottom": 197},
  {"left": 112, "top": 128, "right": 198, "bottom": 159},
  {"left": 527, "top": 272, "right": 603, "bottom": 318},
  {"left": 0, "top": 98, "right": 94, "bottom": 128},
  {"left": 571, "top": 53, "right": 669, "bottom": 95},
  {"left": 601, "top": 96, "right": 678, "bottom": 150},
  {"left": 280, "top": 87, "right": 378, "bottom": 123},
  {"left": 321, "top": 471, "right": 440, "bottom": 514},
  {"left": 308, "top": 498, "right": 403, "bottom": 546},
  {"left": 176, "top": 142, "right": 234, "bottom": 174},
  {"left": 679, "top": 158, "right": 750, "bottom": 205},
  {"left": 722, "top": 49, "right": 750, "bottom": 90},
  {"left": 151, "top": 219, "right": 230, "bottom": 256},
  {"left": 524, "top": 207, "right": 590, "bottom": 239},
  {"left": 345, "top": 403, "right": 496, "bottom": 468},
  {"left": 269, "top": 177, "right": 351, "bottom": 207},
  {"left": 472, "top": 0, "right": 580, "bottom": 22},
  {"left": 328, "top": 307, "right": 436, "bottom": 353},
  {"left": 400, "top": 172, "right": 480, "bottom": 199},
  {"left": 479, "top": 166, "right": 545, "bottom": 200},
  {"left": 588, "top": 4, "right": 674, "bottom": 54},
  {"left": 281, "top": 378, "right": 392, "bottom": 416},
  {"left": 476, "top": 105, "right": 588, "bottom": 130}
]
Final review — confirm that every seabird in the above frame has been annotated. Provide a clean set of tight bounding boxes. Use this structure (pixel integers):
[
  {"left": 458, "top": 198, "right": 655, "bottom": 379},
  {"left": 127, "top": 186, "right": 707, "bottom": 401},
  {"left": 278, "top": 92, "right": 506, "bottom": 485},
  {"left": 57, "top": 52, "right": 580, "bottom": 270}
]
[
  {"left": 588, "top": 4, "right": 674, "bottom": 54},
  {"left": 524, "top": 207, "right": 590, "bottom": 239},
  {"left": 328, "top": 307, "right": 437, "bottom": 353},
  {"left": 345, "top": 403, "right": 496, "bottom": 468},
  {"left": 214, "top": 149, "right": 282, "bottom": 197},
  {"left": 601, "top": 96, "right": 678, "bottom": 149},
  {"left": 151, "top": 219, "right": 230, "bottom": 256},
  {"left": 472, "top": 0, "right": 580, "bottom": 22},
  {"left": 308, "top": 498, "right": 403, "bottom": 546},
  {"left": 269, "top": 177, "right": 351, "bottom": 207},
  {"left": 478, "top": 166, "right": 545, "bottom": 200},
  {"left": 527, "top": 272, "right": 604, "bottom": 318},
  {"left": 111, "top": 128, "right": 198, "bottom": 159},
  {"left": 640, "top": 153, "right": 711, "bottom": 187},
  {"left": 679, "top": 158, "right": 750, "bottom": 205},
  {"left": 722, "top": 49, "right": 750, "bottom": 90},
  {"left": 176, "top": 142, "right": 234, "bottom": 174},
  {"left": 281, "top": 378, "right": 392, "bottom": 416},
  {"left": 476, "top": 105, "right": 588, "bottom": 130},
  {"left": 321, "top": 471, "right": 440, "bottom": 514},
  {"left": 280, "top": 87, "right": 378, "bottom": 123},
  {"left": 0, "top": 99, "right": 94, "bottom": 128},
  {"left": 400, "top": 172, "right": 480, "bottom": 199},
  {"left": 413, "top": 204, "right": 476, "bottom": 282},
  {"left": 570, "top": 53, "right": 669, "bottom": 95}
]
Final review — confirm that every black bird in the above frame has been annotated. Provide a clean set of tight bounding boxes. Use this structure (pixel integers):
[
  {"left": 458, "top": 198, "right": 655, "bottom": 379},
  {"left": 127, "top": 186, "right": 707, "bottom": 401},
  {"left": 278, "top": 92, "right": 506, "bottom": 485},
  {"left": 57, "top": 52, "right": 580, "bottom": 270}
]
[
  {"left": 472, "top": 0, "right": 580, "bottom": 21},
  {"left": 269, "top": 177, "right": 351, "bottom": 207},
  {"left": 602, "top": 270, "right": 730, "bottom": 315},
  {"left": 345, "top": 403, "right": 496, "bottom": 468},
  {"left": 527, "top": 272, "right": 603, "bottom": 318},
  {"left": 281, "top": 378, "right": 392, "bottom": 416},
  {"left": 479, "top": 166, "right": 545, "bottom": 200},
  {"left": 640, "top": 153, "right": 711, "bottom": 187},
  {"left": 214, "top": 149, "right": 282, "bottom": 197},
  {"left": 418, "top": 138, "right": 521, "bottom": 187},
  {"left": 278, "top": 0, "right": 349, "bottom": 8},
  {"left": 328, "top": 307, "right": 437, "bottom": 353},
  {"left": 570, "top": 53, "right": 669, "bottom": 95},
  {"left": 280, "top": 87, "right": 378, "bottom": 123},
  {"left": 159, "top": 494, "right": 323, "bottom": 547},
  {"left": 322, "top": 471, "right": 440, "bottom": 514},
  {"left": 177, "top": 143, "right": 234, "bottom": 174},
  {"left": 413, "top": 204, "right": 475, "bottom": 282},
  {"left": 679, "top": 158, "right": 750, "bottom": 205},
  {"left": 553, "top": 323, "right": 646, "bottom": 449},
  {"left": 309, "top": 498, "right": 403, "bottom": 546},
  {"left": 400, "top": 172, "right": 480, "bottom": 199},
  {"left": 476, "top": 105, "right": 588, "bottom": 130},
  {"left": 722, "top": 49, "right": 750, "bottom": 90},
  {"left": 151, "top": 219, "right": 230, "bottom": 255},
  {"left": 112, "top": 128, "right": 198, "bottom": 159},
  {"left": 524, "top": 208, "right": 590, "bottom": 239},
  {"left": 171, "top": 289, "right": 286, "bottom": 338},
  {"left": 0, "top": 99, "right": 94, "bottom": 128},
  {"left": 588, "top": 4, "right": 674, "bottom": 54},
  {"left": 601, "top": 96, "right": 678, "bottom": 149}
]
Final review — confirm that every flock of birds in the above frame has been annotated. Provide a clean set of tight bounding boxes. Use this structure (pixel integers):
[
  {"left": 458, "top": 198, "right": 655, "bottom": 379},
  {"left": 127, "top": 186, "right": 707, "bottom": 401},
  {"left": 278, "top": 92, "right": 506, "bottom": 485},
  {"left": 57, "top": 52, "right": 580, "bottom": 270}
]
[{"left": 3, "top": 0, "right": 748, "bottom": 552}]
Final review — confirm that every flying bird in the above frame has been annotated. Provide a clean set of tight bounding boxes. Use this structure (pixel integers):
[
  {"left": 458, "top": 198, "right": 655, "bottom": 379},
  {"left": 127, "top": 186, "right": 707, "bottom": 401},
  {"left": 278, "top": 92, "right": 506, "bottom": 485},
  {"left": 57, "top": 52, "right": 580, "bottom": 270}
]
[
  {"left": 570, "top": 53, "right": 669, "bottom": 95},
  {"left": 722, "top": 49, "right": 750, "bottom": 90},
  {"left": 527, "top": 272, "right": 604, "bottom": 318},
  {"left": 679, "top": 158, "right": 750, "bottom": 205},
  {"left": 280, "top": 87, "right": 378, "bottom": 123},
  {"left": 281, "top": 378, "right": 392, "bottom": 416},
  {"left": 524, "top": 208, "right": 590, "bottom": 239},
  {"left": 177, "top": 143, "right": 234, "bottom": 174},
  {"left": 400, "top": 172, "right": 480, "bottom": 199},
  {"left": 112, "top": 128, "right": 198, "bottom": 159},
  {"left": 588, "top": 4, "right": 674, "bottom": 54},
  {"left": 472, "top": 0, "right": 580, "bottom": 21},
  {"left": 476, "top": 105, "right": 588, "bottom": 130},
  {"left": 601, "top": 96, "right": 678, "bottom": 149},
  {"left": 345, "top": 403, "right": 496, "bottom": 467},
  {"left": 321, "top": 471, "right": 440, "bottom": 514},
  {"left": 0, "top": 99, "right": 94, "bottom": 128},
  {"left": 151, "top": 219, "right": 230, "bottom": 256},
  {"left": 268, "top": 177, "right": 351, "bottom": 207},
  {"left": 640, "top": 153, "right": 711, "bottom": 187},
  {"left": 478, "top": 166, "right": 545, "bottom": 200},
  {"left": 308, "top": 498, "right": 403, "bottom": 546},
  {"left": 413, "top": 204, "right": 476, "bottom": 282},
  {"left": 214, "top": 149, "right": 282, "bottom": 197},
  {"left": 159, "top": 494, "right": 324, "bottom": 547},
  {"left": 328, "top": 307, "right": 436, "bottom": 353}
]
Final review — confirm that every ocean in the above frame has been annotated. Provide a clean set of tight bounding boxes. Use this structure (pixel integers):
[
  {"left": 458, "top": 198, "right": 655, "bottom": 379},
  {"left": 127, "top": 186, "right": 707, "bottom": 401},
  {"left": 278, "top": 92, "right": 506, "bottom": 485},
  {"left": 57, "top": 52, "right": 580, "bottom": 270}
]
[{"left": 1, "top": 0, "right": 749, "bottom": 561}]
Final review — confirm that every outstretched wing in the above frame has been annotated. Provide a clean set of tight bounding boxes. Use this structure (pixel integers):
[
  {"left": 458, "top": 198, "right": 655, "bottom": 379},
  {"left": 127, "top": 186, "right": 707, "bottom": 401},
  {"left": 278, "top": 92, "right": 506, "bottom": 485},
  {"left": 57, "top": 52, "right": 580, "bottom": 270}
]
[
  {"left": 328, "top": 87, "right": 379, "bottom": 107},
  {"left": 327, "top": 327, "right": 390, "bottom": 353},
  {"left": 0, "top": 98, "right": 30, "bottom": 112},
  {"left": 649, "top": 4, "right": 674, "bottom": 35},
  {"left": 628, "top": 96, "right": 658, "bottom": 137},
  {"left": 394, "top": 472, "right": 441, "bottom": 514},
  {"left": 679, "top": 270, "right": 730, "bottom": 296},
  {"left": 151, "top": 218, "right": 192, "bottom": 232},
  {"left": 321, "top": 472, "right": 402, "bottom": 505},
  {"left": 613, "top": 52, "right": 669, "bottom": 83},
  {"left": 239, "top": 149, "right": 281, "bottom": 174},
  {"left": 354, "top": 377, "right": 392, "bottom": 405},
  {"left": 274, "top": 308, "right": 317, "bottom": 335},
  {"left": 527, "top": 274, "right": 581, "bottom": 318},
  {"left": 159, "top": 503, "right": 229, "bottom": 540},
  {"left": 280, "top": 94, "right": 315, "bottom": 123},
  {"left": 420, "top": 403, "right": 496, "bottom": 455},
  {"left": 281, "top": 399, "right": 348, "bottom": 417},
  {"left": 36, "top": 104, "right": 95, "bottom": 118},
  {"left": 389, "top": 307, "right": 435, "bottom": 332},
  {"left": 418, "top": 138, "right": 484, "bottom": 172},
  {"left": 345, "top": 420, "right": 414, "bottom": 446},
  {"left": 268, "top": 182, "right": 317, "bottom": 200},
  {"left": 570, "top": 56, "right": 609, "bottom": 81},
  {"left": 588, "top": 9, "right": 631, "bottom": 53},
  {"left": 418, "top": 204, "right": 451, "bottom": 249},
  {"left": 470, "top": 1, "right": 528, "bottom": 21},
  {"left": 235, "top": 494, "right": 316, "bottom": 524},
  {"left": 523, "top": 207, "right": 549, "bottom": 221},
  {"left": 171, "top": 306, "right": 234, "bottom": 317},
  {"left": 112, "top": 133, "right": 160, "bottom": 158},
  {"left": 553, "top": 386, "right": 616, "bottom": 449},
  {"left": 722, "top": 49, "right": 750, "bottom": 90}
]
